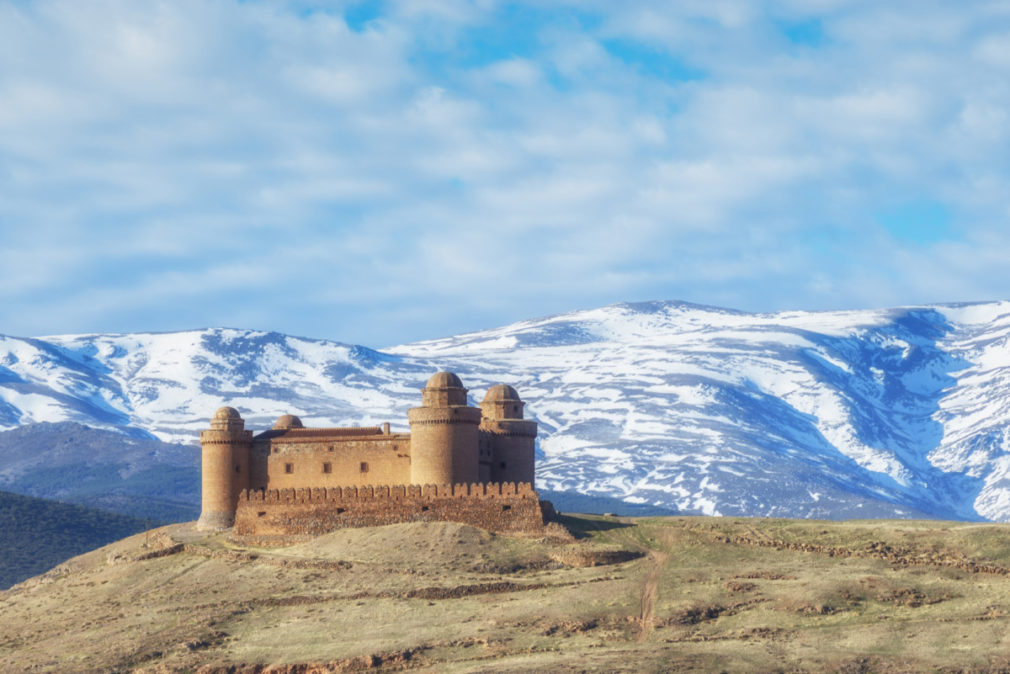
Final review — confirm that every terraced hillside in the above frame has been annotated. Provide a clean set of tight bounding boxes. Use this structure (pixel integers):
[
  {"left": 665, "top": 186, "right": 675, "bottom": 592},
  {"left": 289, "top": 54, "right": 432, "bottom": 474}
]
[{"left": 6, "top": 516, "right": 1010, "bottom": 671}]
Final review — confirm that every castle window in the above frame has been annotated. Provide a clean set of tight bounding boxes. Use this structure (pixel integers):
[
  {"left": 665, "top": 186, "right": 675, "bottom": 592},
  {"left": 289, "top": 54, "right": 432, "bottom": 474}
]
[
  {"left": 322, "top": 462, "right": 332, "bottom": 474},
  {"left": 285, "top": 463, "right": 293, "bottom": 474},
  {"left": 502, "top": 505, "right": 511, "bottom": 512},
  {"left": 500, "top": 462, "right": 507, "bottom": 469},
  {"left": 235, "top": 465, "right": 241, "bottom": 474},
  {"left": 328, "top": 445, "right": 334, "bottom": 452},
  {"left": 360, "top": 461, "right": 369, "bottom": 473}
]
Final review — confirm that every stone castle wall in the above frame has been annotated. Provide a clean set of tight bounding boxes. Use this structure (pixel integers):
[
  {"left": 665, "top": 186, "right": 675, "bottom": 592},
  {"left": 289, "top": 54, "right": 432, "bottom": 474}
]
[
  {"left": 234, "top": 481, "right": 547, "bottom": 537},
  {"left": 479, "top": 420, "right": 537, "bottom": 485},
  {"left": 250, "top": 434, "right": 411, "bottom": 491},
  {"left": 407, "top": 405, "right": 482, "bottom": 485},
  {"left": 196, "top": 423, "right": 252, "bottom": 530}
]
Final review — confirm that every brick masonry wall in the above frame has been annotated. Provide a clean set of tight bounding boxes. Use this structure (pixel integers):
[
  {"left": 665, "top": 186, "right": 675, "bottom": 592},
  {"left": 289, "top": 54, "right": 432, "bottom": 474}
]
[
  {"left": 250, "top": 435, "right": 411, "bottom": 490},
  {"left": 234, "top": 482, "right": 547, "bottom": 537}
]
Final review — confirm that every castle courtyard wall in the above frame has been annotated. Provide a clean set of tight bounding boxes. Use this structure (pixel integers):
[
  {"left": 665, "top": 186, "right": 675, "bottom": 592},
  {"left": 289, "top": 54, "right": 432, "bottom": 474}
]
[
  {"left": 234, "top": 482, "right": 547, "bottom": 537},
  {"left": 250, "top": 434, "right": 411, "bottom": 490}
]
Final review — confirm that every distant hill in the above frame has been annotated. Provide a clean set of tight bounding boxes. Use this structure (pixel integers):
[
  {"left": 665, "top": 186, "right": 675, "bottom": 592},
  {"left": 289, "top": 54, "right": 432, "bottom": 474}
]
[
  {"left": 0, "top": 422, "right": 199, "bottom": 522},
  {"left": 0, "top": 489, "right": 147, "bottom": 589},
  {"left": 540, "top": 489, "right": 678, "bottom": 517}
]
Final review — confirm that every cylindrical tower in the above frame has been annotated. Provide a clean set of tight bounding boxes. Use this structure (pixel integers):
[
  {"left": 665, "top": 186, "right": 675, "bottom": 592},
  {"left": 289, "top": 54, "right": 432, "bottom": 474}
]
[
  {"left": 197, "top": 406, "right": 253, "bottom": 530},
  {"left": 408, "top": 372, "right": 481, "bottom": 485},
  {"left": 479, "top": 384, "right": 537, "bottom": 485}
]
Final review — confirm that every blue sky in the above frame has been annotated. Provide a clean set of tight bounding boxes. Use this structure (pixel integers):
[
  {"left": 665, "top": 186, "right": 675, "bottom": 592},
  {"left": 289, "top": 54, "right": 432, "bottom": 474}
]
[{"left": 1, "top": 0, "right": 1009, "bottom": 347}]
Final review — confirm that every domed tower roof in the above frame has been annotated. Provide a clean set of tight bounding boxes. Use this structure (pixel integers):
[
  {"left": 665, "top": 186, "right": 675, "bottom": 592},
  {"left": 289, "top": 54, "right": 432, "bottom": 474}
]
[
  {"left": 426, "top": 371, "right": 464, "bottom": 389},
  {"left": 210, "top": 406, "right": 245, "bottom": 430},
  {"left": 421, "top": 371, "right": 468, "bottom": 407},
  {"left": 479, "top": 384, "right": 525, "bottom": 420},
  {"left": 272, "top": 414, "right": 304, "bottom": 430},
  {"left": 482, "top": 384, "right": 520, "bottom": 402}
]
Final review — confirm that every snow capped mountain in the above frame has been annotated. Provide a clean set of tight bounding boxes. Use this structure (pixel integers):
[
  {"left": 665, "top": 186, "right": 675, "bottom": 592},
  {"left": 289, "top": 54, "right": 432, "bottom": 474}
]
[{"left": 3, "top": 300, "right": 1010, "bottom": 522}]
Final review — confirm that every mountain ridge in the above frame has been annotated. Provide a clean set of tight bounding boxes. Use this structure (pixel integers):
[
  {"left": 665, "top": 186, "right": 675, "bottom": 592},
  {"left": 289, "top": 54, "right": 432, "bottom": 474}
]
[
  {"left": 3, "top": 299, "right": 1010, "bottom": 521},
  {"left": 0, "top": 421, "right": 199, "bottom": 522}
]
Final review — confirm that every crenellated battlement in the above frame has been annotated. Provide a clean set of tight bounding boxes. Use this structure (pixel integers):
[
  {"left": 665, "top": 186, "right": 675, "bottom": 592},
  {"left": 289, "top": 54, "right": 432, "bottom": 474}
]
[
  {"left": 478, "top": 426, "right": 537, "bottom": 438},
  {"left": 240, "top": 481, "right": 536, "bottom": 505},
  {"left": 234, "top": 480, "right": 547, "bottom": 538}
]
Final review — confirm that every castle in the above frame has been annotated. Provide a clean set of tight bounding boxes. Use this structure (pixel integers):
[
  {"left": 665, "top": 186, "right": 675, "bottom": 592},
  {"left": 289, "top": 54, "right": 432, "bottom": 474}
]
[{"left": 197, "top": 372, "right": 551, "bottom": 537}]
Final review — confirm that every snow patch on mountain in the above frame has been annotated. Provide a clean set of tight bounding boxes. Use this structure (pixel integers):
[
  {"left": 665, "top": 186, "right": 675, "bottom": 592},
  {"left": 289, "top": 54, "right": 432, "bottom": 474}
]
[{"left": 1, "top": 300, "right": 1010, "bottom": 521}]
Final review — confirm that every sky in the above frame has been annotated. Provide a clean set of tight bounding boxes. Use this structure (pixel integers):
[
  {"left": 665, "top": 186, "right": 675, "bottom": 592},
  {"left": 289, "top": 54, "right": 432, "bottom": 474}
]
[{"left": 1, "top": 0, "right": 1010, "bottom": 347}]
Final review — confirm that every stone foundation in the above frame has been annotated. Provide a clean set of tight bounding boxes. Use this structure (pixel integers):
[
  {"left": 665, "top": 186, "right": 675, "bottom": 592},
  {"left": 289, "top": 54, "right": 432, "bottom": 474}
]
[
  {"left": 234, "top": 482, "right": 550, "bottom": 538},
  {"left": 196, "top": 509, "right": 235, "bottom": 531}
]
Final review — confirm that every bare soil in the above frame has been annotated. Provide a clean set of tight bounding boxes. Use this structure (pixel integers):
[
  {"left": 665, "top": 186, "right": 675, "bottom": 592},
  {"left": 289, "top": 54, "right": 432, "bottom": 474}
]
[{"left": 7, "top": 515, "right": 1010, "bottom": 672}]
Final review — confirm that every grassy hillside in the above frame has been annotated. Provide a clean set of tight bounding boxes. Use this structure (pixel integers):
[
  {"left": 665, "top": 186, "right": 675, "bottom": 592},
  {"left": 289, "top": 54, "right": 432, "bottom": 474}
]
[
  {"left": 6, "top": 515, "right": 1010, "bottom": 671},
  {"left": 0, "top": 490, "right": 148, "bottom": 589}
]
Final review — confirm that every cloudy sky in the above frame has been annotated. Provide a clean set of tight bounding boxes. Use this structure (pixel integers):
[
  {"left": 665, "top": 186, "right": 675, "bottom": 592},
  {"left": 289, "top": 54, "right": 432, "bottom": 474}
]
[{"left": 2, "top": 1, "right": 1009, "bottom": 346}]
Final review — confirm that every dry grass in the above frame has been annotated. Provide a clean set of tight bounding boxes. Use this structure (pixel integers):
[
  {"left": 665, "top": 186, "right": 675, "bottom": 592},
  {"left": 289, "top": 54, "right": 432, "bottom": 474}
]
[{"left": 6, "top": 515, "right": 1010, "bottom": 672}]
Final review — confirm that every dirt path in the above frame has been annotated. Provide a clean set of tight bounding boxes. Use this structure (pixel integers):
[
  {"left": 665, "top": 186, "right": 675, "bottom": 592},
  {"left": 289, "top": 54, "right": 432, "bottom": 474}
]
[{"left": 638, "top": 530, "right": 675, "bottom": 640}]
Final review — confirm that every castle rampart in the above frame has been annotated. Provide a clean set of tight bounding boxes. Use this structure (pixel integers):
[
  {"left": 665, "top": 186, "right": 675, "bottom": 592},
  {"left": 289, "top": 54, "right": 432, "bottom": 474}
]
[{"left": 234, "top": 482, "right": 546, "bottom": 537}]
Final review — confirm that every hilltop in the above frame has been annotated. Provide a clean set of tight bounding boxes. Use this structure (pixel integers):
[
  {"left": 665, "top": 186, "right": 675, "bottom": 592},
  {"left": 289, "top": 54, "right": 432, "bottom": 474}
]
[{"left": 6, "top": 516, "right": 1010, "bottom": 671}]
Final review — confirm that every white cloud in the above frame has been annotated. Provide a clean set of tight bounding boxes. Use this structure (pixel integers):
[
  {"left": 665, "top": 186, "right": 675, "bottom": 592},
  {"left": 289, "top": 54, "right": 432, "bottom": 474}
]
[{"left": 1, "top": 1, "right": 1009, "bottom": 345}]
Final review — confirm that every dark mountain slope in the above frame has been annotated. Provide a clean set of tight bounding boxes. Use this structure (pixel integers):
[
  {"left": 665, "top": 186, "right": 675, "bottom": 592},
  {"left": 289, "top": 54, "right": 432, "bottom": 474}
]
[
  {"left": 0, "top": 489, "right": 147, "bottom": 589},
  {"left": 0, "top": 422, "right": 199, "bottom": 522}
]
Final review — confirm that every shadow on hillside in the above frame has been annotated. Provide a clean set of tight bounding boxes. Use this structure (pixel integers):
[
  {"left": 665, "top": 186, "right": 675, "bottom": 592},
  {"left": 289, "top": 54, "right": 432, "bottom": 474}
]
[
  {"left": 670, "top": 307, "right": 988, "bottom": 521},
  {"left": 540, "top": 489, "right": 678, "bottom": 518},
  {"left": 553, "top": 513, "right": 633, "bottom": 539},
  {"left": 778, "top": 307, "right": 979, "bottom": 519}
]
